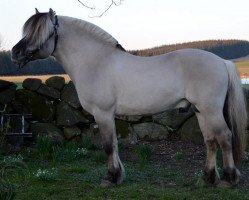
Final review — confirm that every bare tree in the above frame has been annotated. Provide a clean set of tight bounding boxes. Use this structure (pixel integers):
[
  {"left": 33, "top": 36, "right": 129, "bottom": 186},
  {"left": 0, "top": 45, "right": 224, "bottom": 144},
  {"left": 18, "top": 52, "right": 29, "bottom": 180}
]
[{"left": 78, "top": 0, "right": 124, "bottom": 17}]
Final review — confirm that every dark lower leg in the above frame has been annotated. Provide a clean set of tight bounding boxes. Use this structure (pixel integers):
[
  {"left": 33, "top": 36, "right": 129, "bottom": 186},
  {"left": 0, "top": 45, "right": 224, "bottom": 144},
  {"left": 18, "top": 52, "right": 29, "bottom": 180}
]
[
  {"left": 102, "top": 140, "right": 124, "bottom": 185},
  {"left": 217, "top": 131, "right": 240, "bottom": 185},
  {"left": 94, "top": 111, "right": 125, "bottom": 187},
  {"left": 203, "top": 139, "right": 220, "bottom": 184},
  {"left": 204, "top": 167, "right": 219, "bottom": 185},
  {"left": 222, "top": 167, "right": 240, "bottom": 184}
]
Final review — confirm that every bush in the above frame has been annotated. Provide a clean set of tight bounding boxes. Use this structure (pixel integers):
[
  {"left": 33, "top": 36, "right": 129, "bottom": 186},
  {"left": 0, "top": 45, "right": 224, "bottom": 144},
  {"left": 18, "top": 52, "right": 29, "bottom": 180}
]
[
  {"left": 136, "top": 144, "right": 153, "bottom": 168},
  {"left": 92, "top": 150, "right": 107, "bottom": 164},
  {"left": 36, "top": 135, "right": 54, "bottom": 159}
]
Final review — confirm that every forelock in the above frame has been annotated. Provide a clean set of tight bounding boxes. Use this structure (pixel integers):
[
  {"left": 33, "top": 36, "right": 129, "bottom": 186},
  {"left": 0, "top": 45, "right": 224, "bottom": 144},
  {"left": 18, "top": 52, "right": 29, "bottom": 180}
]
[{"left": 22, "top": 12, "right": 54, "bottom": 47}]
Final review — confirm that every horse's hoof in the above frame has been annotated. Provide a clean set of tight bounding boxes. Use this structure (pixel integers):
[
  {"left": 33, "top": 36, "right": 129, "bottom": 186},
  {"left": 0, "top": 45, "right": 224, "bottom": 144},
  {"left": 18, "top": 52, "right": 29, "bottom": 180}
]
[
  {"left": 217, "top": 180, "right": 232, "bottom": 188},
  {"left": 100, "top": 179, "right": 115, "bottom": 188},
  {"left": 203, "top": 168, "right": 220, "bottom": 185},
  {"left": 221, "top": 167, "right": 240, "bottom": 185}
]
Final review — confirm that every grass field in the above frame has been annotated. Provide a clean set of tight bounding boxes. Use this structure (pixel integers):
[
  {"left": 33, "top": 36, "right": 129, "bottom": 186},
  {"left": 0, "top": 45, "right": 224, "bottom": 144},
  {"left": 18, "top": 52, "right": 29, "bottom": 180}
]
[{"left": 1, "top": 139, "right": 249, "bottom": 200}]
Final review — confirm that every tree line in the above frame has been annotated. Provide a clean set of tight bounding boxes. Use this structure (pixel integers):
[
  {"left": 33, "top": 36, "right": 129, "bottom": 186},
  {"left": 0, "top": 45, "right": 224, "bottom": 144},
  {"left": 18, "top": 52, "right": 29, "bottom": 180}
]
[
  {"left": 0, "top": 50, "right": 65, "bottom": 76},
  {"left": 130, "top": 39, "right": 249, "bottom": 59},
  {"left": 0, "top": 39, "right": 249, "bottom": 76}
]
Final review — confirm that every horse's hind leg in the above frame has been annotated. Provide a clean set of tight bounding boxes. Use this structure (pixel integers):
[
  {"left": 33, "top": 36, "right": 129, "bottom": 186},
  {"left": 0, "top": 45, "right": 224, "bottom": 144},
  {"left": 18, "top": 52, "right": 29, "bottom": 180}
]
[
  {"left": 196, "top": 111, "right": 240, "bottom": 186},
  {"left": 215, "top": 122, "right": 241, "bottom": 186},
  {"left": 93, "top": 109, "right": 125, "bottom": 187},
  {"left": 196, "top": 113, "right": 220, "bottom": 185}
]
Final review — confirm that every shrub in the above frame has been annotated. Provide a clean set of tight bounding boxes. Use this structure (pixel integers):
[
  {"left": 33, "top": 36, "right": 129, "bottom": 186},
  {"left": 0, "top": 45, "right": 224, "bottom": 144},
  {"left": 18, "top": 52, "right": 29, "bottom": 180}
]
[
  {"left": 80, "top": 136, "right": 97, "bottom": 151},
  {"left": 92, "top": 150, "right": 107, "bottom": 164},
  {"left": 36, "top": 135, "right": 54, "bottom": 159},
  {"left": 136, "top": 144, "right": 153, "bottom": 168}
]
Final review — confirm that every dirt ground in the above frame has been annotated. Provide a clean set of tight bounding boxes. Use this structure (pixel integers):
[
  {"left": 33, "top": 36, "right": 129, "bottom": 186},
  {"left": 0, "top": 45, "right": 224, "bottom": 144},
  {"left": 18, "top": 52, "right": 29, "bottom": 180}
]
[{"left": 120, "top": 139, "right": 249, "bottom": 187}]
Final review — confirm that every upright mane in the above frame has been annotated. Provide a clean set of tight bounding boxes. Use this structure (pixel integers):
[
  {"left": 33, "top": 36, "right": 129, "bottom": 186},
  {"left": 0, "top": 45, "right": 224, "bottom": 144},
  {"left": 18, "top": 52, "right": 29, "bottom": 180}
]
[
  {"left": 63, "top": 16, "right": 125, "bottom": 51},
  {"left": 22, "top": 13, "right": 125, "bottom": 51}
]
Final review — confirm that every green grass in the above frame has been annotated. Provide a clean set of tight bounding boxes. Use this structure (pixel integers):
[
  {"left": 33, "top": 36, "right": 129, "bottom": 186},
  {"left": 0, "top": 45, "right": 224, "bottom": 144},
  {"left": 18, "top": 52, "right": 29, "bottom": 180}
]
[{"left": 1, "top": 147, "right": 249, "bottom": 200}]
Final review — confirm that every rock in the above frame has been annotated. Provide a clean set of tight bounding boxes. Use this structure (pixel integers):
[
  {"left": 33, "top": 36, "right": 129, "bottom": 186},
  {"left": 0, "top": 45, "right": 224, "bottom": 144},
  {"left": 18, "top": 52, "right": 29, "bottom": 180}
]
[
  {"left": 246, "top": 133, "right": 249, "bottom": 151},
  {"left": 82, "top": 109, "right": 95, "bottom": 122},
  {"left": 243, "top": 88, "right": 249, "bottom": 129},
  {"left": 152, "top": 108, "right": 194, "bottom": 130},
  {"left": 115, "top": 115, "right": 142, "bottom": 123},
  {"left": 141, "top": 116, "right": 153, "bottom": 123},
  {"left": 0, "top": 103, "right": 5, "bottom": 111},
  {"left": 61, "top": 81, "right": 81, "bottom": 109},
  {"left": 115, "top": 120, "right": 137, "bottom": 145},
  {"left": 0, "top": 80, "right": 14, "bottom": 91},
  {"left": 56, "top": 102, "right": 89, "bottom": 126},
  {"left": 0, "top": 81, "right": 17, "bottom": 104},
  {"left": 22, "top": 78, "right": 42, "bottom": 91},
  {"left": 131, "top": 122, "right": 169, "bottom": 140},
  {"left": 82, "top": 123, "right": 102, "bottom": 147},
  {"left": 45, "top": 76, "right": 65, "bottom": 91},
  {"left": 37, "top": 84, "right": 60, "bottom": 100},
  {"left": 115, "top": 119, "right": 130, "bottom": 138},
  {"left": 30, "top": 123, "right": 64, "bottom": 144},
  {"left": 179, "top": 115, "right": 204, "bottom": 145},
  {"left": 243, "top": 88, "right": 249, "bottom": 100},
  {"left": 63, "top": 126, "right": 81, "bottom": 140},
  {"left": 14, "top": 89, "right": 55, "bottom": 122}
]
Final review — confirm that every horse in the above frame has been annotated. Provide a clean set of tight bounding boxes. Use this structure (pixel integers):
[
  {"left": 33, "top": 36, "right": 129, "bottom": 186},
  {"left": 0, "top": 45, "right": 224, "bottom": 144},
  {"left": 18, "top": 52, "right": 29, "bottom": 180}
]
[{"left": 11, "top": 8, "right": 247, "bottom": 187}]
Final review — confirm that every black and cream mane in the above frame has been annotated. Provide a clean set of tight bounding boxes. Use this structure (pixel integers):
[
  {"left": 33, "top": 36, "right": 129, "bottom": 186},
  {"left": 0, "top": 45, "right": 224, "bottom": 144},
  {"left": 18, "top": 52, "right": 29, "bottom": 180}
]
[{"left": 22, "top": 12, "right": 125, "bottom": 51}]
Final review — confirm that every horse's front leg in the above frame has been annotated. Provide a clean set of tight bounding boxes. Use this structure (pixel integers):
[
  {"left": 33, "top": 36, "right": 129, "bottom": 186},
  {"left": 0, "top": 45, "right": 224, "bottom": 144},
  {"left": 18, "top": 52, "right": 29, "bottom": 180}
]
[{"left": 94, "top": 109, "right": 125, "bottom": 187}]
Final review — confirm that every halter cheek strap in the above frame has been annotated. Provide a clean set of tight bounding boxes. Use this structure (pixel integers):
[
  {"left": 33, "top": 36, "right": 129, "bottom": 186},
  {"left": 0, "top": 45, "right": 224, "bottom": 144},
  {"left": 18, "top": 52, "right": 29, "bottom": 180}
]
[
  {"left": 25, "top": 15, "right": 59, "bottom": 60},
  {"left": 51, "top": 15, "right": 59, "bottom": 55}
]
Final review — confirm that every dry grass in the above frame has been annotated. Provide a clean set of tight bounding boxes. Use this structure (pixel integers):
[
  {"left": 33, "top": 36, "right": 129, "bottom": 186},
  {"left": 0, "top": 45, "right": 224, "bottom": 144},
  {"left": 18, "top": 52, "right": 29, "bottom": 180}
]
[
  {"left": 0, "top": 74, "right": 70, "bottom": 83},
  {"left": 235, "top": 60, "right": 249, "bottom": 78}
]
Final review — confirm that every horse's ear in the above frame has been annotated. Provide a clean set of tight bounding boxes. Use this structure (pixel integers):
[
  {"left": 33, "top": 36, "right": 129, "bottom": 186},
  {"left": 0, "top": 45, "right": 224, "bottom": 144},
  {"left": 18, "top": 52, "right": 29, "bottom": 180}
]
[
  {"left": 48, "top": 8, "right": 56, "bottom": 21},
  {"left": 35, "top": 8, "right": 39, "bottom": 14}
]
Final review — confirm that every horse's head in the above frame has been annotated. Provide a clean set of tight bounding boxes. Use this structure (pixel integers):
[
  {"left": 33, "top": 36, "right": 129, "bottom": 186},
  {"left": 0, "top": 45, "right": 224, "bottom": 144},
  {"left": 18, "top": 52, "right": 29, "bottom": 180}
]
[{"left": 11, "top": 8, "right": 59, "bottom": 68}]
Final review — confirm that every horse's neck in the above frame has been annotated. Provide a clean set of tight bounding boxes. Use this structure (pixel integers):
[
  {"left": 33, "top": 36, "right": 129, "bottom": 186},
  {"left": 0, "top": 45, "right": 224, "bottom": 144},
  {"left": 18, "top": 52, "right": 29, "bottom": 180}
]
[{"left": 53, "top": 16, "right": 116, "bottom": 82}]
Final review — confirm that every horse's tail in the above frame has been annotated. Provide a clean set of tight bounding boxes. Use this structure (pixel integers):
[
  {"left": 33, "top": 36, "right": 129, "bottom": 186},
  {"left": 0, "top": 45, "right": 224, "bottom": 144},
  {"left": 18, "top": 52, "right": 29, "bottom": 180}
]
[{"left": 224, "top": 60, "right": 247, "bottom": 163}]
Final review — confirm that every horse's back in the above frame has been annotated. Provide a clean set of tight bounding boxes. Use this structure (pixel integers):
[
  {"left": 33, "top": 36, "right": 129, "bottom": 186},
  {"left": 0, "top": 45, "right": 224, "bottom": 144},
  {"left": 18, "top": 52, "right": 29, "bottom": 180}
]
[{"left": 114, "top": 48, "right": 229, "bottom": 115}]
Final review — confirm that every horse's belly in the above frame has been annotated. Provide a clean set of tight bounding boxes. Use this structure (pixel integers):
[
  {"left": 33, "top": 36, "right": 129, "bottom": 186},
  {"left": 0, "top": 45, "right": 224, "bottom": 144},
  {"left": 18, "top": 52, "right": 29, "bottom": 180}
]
[{"left": 115, "top": 91, "right": 182, "bottom": 115}]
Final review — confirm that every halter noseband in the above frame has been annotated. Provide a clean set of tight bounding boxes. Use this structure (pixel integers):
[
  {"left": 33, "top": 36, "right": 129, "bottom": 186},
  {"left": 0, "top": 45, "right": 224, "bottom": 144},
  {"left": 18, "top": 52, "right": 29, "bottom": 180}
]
[{"left": 22, "top": 15, "right": 59, "bottom": 68}]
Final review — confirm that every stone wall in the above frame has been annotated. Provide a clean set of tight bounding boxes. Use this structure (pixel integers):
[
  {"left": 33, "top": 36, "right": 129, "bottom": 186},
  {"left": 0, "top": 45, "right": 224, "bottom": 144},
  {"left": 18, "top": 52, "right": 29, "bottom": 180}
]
[{"left": 0, "top": 76, "right": 248, "bottom": 151}]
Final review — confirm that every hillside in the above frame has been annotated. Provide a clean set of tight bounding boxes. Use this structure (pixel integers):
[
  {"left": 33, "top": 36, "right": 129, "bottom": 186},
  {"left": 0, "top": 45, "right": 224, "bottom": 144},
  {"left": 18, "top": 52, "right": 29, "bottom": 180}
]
[
  {"left": 0, "top": 39, "right": 249, "bottom": 76},
  {"left": 130, "top": 39, "right": 249, "bottom": 59}
]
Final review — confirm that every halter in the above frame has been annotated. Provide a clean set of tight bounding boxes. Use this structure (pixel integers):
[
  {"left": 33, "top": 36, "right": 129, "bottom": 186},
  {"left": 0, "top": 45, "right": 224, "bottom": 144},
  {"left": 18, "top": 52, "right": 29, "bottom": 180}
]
[
  {"left": 22, "top": 15, "right": 59, "bottom": 68},
  {"left": 52, "top": 15, "right": 59, "bottom": 54}
]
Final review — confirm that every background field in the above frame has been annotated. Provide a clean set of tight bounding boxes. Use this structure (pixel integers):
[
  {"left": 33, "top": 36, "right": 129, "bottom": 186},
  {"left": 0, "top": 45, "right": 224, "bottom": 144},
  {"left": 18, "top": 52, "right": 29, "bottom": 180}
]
[
  {"left": 235, "top": 59, "right": 249, "bottom": 77},
  {"left": 0, "top": 58, "right": 248, "bottom": 84}
]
